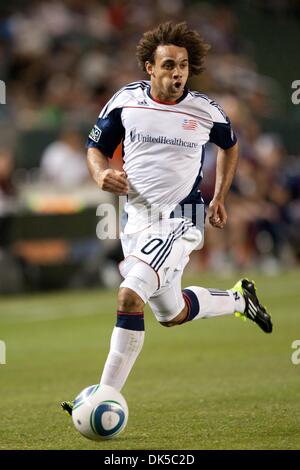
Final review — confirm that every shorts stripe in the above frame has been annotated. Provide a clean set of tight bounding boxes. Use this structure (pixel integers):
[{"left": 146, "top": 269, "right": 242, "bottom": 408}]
[
  {"left": 149, "top": 220, "right": 185, "bottom": 268},
  {"left": 154, "top": 224, "right": 192, "bottom": 271},
  {"left": 150, "top": 221, "right": 192, "bottom": 271},
  {"left": 151, "top": 228, "right": 182, "bottom": 270}
]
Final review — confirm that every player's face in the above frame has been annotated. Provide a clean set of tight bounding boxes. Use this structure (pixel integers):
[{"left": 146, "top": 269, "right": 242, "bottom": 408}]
[{"left": 146, "top": 45, "right": 189, "bottom": 103}]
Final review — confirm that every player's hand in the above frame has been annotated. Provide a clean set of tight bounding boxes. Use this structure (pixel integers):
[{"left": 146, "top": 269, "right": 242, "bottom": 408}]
[
  {"left": 208, "top": 198, "right": 227, "bottom": 229},
  {"left": 97, "top": 169, "right": 129, "bottom": 195}
]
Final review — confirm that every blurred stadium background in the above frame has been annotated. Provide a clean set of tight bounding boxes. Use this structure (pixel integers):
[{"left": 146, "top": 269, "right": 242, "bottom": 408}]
[
  {"left": 0, "top": 0, "right": 300, "bottom": 450},
  {"left": 0, "top": 0, "right": 299, "bottom": 292}
]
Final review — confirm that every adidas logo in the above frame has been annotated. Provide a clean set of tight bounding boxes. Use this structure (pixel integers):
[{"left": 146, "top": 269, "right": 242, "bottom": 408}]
[{"left": 137, "top": 99, "right": 148, "bottom": 106}]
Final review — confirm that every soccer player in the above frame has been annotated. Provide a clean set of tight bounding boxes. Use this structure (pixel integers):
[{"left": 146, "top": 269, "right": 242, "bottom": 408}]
[{"left": 62, "top": 22, "right": 272, "bottom": 414}]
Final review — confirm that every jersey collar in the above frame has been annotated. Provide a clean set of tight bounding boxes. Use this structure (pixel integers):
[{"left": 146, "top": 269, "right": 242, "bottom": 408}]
[{"left": 146, "top": 85, "right": 189, "bottom": 105}]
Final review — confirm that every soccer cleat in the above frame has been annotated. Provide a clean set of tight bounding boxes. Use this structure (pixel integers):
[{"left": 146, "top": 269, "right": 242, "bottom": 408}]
[
  {"left": 231, "top": 278, "right": 273, "bottom": 333},
  {"left": 61, "top": 400, "right": 73, "bottom": 416}
]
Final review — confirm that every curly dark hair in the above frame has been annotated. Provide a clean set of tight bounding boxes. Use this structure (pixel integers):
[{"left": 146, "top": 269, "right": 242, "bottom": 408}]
[{"left": 136, "top": 22, "right": 210, "bottom": 76}]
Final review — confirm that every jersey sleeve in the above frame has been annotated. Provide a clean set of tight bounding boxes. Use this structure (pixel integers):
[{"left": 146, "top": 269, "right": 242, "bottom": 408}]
[
  {"left": 86, "top": 89, "right": 127, "bottom": 158},
  {"left": 86, "top": 108, "right": 124, "bottom": 158},
  {"left": 208, "top": 100, "right": 237, "bottom": 149}
]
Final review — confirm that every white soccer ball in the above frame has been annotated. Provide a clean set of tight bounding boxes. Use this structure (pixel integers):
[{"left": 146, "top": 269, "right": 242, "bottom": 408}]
[{"left": 72, "top": 384, "right": 128, "bottom": 440}]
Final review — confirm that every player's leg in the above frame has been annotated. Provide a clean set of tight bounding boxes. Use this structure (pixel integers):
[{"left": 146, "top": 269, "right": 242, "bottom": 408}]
[
  {"left": 147, "top": 218, "right": 272, "bottom": 333},
  {"left": 177, "top": 280, "right": 272, "bottom": 333},
  {"left": 99, "top": 260, "right": 158, "bottom": 391},
  {"left": 176, "top": 284, "right": 245, "bottom": 323},
  {"left": 61, "top": 260, "right": 157, "bottom": 415},
  {"left": 150, "top": 268, "right": 272, "bottom": 333},
  {"left": 148, "top": 225, "right": 245, "bottom": 326}
]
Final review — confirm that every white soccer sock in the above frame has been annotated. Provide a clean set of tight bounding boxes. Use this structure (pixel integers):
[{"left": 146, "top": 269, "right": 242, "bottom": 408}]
[
  {"left": 184, "top": 286, "right": 245, "bottom": 320},
  {"left": 100, "top": 326, "right": 144, "bottom": 391}
]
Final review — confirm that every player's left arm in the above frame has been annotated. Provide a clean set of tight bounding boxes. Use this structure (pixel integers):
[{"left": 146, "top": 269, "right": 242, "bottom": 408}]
[{"left": 208, "top": 142, "right": 238, "bottom": 229}]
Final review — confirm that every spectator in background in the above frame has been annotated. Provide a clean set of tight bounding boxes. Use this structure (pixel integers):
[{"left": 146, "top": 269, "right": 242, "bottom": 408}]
[
  {"left": 0, "top": 148, "right": 16, "bottom": 245},
  {"left": 0, "top": 148, "right": 23, "bottom": 293},
  {"left": 1, "top": 0, "right": 298, "bottom": 274},
  {"left": 40, "top": 127, "right": 89, "bottom": 188}
]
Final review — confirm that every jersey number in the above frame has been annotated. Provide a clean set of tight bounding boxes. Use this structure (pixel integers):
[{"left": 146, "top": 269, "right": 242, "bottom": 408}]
[{"left": 141, "top": 238, "right": 164, "bottom": 255}]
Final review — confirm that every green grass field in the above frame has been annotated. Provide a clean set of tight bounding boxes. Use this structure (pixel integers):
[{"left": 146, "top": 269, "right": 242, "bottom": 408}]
[{"left": 0, "top": 269, "right": 299, "bottom": 450}]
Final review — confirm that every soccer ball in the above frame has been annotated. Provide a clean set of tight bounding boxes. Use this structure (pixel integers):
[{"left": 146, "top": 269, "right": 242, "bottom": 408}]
[{"left": 72, "top": 384, "right": 128, "bottom": 440}]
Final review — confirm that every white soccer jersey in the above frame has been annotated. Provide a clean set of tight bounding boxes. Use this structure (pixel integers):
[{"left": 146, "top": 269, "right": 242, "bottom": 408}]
[{"left": 87, "top": 80, "right": 237, "bottom": 234}]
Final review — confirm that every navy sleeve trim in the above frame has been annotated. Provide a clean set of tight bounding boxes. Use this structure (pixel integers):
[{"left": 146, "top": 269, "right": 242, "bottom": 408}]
[
  {"left": 209, "top": 120, "right": 237, "bottom": 149},
  {"left": 86, "top": 108, "right": 124, "bottom": 158}
]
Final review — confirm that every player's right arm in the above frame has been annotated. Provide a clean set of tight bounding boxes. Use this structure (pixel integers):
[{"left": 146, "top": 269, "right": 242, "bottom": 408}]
[
  {"left": 87, "top": 147, "right": 128, "bottom": 196},
  {"left": 86, "top": 86, "right": 133, "bottom": 196}
]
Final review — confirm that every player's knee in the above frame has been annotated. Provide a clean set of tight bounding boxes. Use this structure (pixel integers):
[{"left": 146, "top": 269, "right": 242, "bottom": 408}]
[
  {"left": 159, "top": 319, "right": 178, "bottom": 327},
  {"left": 159, "top": 307, "right": 187, "bottom": 327},
  {"left": 117, "top": 287, "right": 144, "bottom": 312}
]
